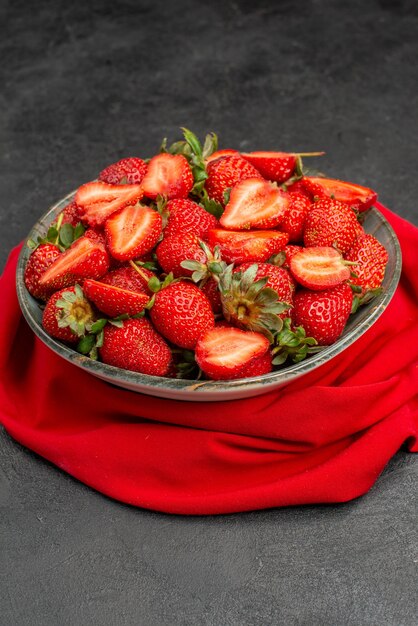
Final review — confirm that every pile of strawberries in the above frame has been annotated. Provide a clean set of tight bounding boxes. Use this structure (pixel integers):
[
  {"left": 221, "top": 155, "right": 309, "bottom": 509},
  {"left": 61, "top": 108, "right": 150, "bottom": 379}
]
[{"left": 24, "top": 129, "right": 389, "bottom": 381}]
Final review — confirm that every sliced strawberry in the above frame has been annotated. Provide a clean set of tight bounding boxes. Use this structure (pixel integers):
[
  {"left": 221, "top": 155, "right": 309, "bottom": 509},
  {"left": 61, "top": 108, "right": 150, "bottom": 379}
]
[
  {"left": 303, "top": 177, "right": 377, "bottom": 211},
  {"left": 105, "top": 204, "right": 163, "bottom": 261},
  {"left": 205, "top": 155, "right": 263, "bottom": 206},
  {"left": 205, "top": 149, "right": 239, "bottom": 164},
  {"left": 141, "top": 153, "right": 194, "bottom": 200},
  {"left": 207, "top": 229, "right": 288, "bottom": 264},
  {"left": 195, "top": 326, "right": 270, "bottom": 380},
  {"left": 98, "top": 157, "right": 148, "bottom": 185},
  {"left": 75, "top": 181, "right": 144, "bottom": 227},
  {"left": 241, "top": 151, "right": 297, "bottom": 183},
  {"left": 39, "top": 234, "right": 110, "bottom": 291},
  {"left": 220, "top": 178, "right": 290, "bottom": 230},
  {"left": 289, "top": 246, "right": 351, "bottom": 290},
  {"left": 83, "top": 279, "right": 149, "bottom": 317}
]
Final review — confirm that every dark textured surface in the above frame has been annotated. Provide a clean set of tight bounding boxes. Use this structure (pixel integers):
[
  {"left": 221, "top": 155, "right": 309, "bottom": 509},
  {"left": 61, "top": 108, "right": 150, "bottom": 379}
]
[{"left": 1, "top": 1, "right": 417, "bottom": 624}]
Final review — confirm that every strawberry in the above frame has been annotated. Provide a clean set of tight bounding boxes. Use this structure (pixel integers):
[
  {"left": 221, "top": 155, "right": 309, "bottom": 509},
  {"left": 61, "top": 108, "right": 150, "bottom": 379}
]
[
  {"left": 164, "top": 198, "right": 219, "bottom": 239},
  {"left": 24, "top": 243, "right": 61, "bottom": 300},
  {"left": 105, "top": 204, "right": 163, "bottom": 261},
  {"left": 83, "top": 279, "right": 149, "bottom": 317},
  {"left": 98, "top": 157, "right": 147, "bottom": 185},
  {"left": 241, "top": 151, "right": 297, "bottom": 183},
  {"left": 141, "top": 153, "right": 194, "bottom": 200},
  {"left": 344, "top": 234, "right": 388, "bottom": 295},
  {"left": 42, "top": 285, "right": 95, "bottom": 344},
  {"left": 303, "top": 177, "right": 377, "bottom": 212},
  {"left": 57, "top": 201, "right": 83, "bottom": 227},
  {"left": 235, "top": 262, "right": 294, "bottom": 311},
  {"left": 99, "top": 318, "right": 172, "bottom": 376},
  {"left": 195, "top": 326, "right": 270, "bottom": 380},
  {"left": 289, "top": 246, "right": 351, "bottom": 290},
  {"left": 101, "top": 264, "right": 154, "bottom": 294},
  {"left": 207, "top": 229, "right": 288, "bottom": 265},
  {"left": 220, "top": 178, "right": 290, "bottom": 230},
  {"left": 292, "top": 283, "right": 353, "bottom": 345},
  {"left": 150, "top": 280, "right": 215, "bottom": 349},
  {"left": 280, "top": 192, "right": 312, "bottom": 242},
  {"left": 75, "top": 181, "right": 144, "bottom": 227},
  {"left": 39, "top": 232, "right": 110, "bottom": 291},
  {"left": 303, "top": 198, "right": 359, "bottom": 253},
  {"left": 205, "top": 149, "right": 238, "bottom": 164},
  {"left": 205, "top": 155, "right": 262, "bottom": 206},
  {"left": 156, "top": 232, "right": 208, "bottom": 278},
  {"left": 238, "top": 351, "right": 273, "bottom": 378},
  {"left": 201, "top": 278, "right": 222, "bottom": 314}
]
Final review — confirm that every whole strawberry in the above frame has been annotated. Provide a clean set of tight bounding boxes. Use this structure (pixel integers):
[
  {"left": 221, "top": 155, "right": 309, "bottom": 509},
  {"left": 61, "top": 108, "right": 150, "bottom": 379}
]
[
  {"left": 235, "top": 262, "right": 294, "bottom": 317},
  {"left": 101, "top": 264, "right": 154, "bottom": 294},
  {"left": 201, "top": 278, "right": 222, "bottom": 314},
  {"left": 292, "top": 283, "right": 353, "bottom": 345},
  {"left": 24, "top": 243, "right": 61, "bottom": 300},
  {"left": 55, "top": 201, "right": 82, "bottom": 227},
  {"left": 156, "top": 232, "right": 208, "bottom": 278},
  {"left": 164, "top": 198, "right": 219, "bottom": 239},
  {"left": 344, "top": 233, "right": 388, "bottom": 295},
  {"left": 98, "top": 157, "right": 148, "bottom": 185},
  {"left": 281, "top": 192, "right": 312, "bottom": 242},
  {"left": 150, "top": 280, "right": 215, "bottom": 349},
  {"left": 42, "top": 285, "right": 95, "bottom": 343},
  {"left": 205, "top": 154, "right": 262, "bottom": 206},
  {"left": 304, "top": 198, "right": 359, "bottom": 253},
  {"left": 100, "top": 318, "right": 172, "bottom": 377}
]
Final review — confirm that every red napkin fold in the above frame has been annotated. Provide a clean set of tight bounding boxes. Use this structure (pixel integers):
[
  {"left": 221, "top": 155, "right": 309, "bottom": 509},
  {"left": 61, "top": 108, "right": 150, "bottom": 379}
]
[{"left": 0, "top": 204, "right": 417, "bottom": 515}]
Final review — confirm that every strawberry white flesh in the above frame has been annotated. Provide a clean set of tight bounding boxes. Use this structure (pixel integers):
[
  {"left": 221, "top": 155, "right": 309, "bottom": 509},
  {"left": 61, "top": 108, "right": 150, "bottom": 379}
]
[
  {"left": 75, "top": 181, "right": 144, "bottom": 226},
  {"left": 105, "top": 204, "right": 163, "bottom": 261},
  {"left": 289, "top": 246, "right": 351, "bottom": 290},
  {"left": 304, "top": 177, "right": 377, "bottom": 211},
  {"left": 141, "top": 153, "right": 193, "bottom": 199},
  {"left": 220, "top": 178, "right": 290, "bottom": 230}
]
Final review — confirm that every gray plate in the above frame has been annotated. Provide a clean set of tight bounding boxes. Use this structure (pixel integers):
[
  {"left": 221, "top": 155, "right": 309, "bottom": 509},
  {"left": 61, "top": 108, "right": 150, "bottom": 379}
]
[{"left": 16, "top": 192, "right": 402, "bottom": 401}]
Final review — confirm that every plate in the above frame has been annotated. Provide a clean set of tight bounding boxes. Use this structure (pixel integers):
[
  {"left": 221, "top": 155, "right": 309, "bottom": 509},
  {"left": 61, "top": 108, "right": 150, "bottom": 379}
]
[{"left": 16, "top": 191, "right": 402, "bottom": 401}]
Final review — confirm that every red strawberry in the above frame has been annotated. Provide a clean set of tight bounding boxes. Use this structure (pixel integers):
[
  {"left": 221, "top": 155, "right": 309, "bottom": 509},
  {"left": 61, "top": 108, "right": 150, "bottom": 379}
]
[
  {"left": 205, "top": 155, "right": 262, "bottom": 206},
  {"left": 201, "top": 278, "right": 222, "bottom": 314},
  {"left": 98, "top": 157, "right": 147, "bottom": 185},
  {"left": 281, "top": 192, "right": 312, "bottom": 242},
  {"left": 292, "top": 283, "right": 353, "bottom": 345},
  {"left": 164, "top": 198, "right": 218, "bottom": 239},
  {"left": 141, "top": 153, "right": 194, "bottom": 200},
  {"left": 195, "top": 326, "right": 270, "bottom": 380},
  {"left": 39, "top": 233, "right": 110, "bottom": 291},
  {"left": 280, "top": 244, "right": 303, "bottom": 269},
  {"left": 205, "top": 149, "right": 239, "bottom": 164},
  {"left": 304, "top": 198, "right": 359, "bottom": 253},
  {"left": 75, "top": 181, "right": 144, "bottom": 227},
  {"left": 105, "top": 204, "right": 163, "bottom": 261},
  {"left": 241, "top": 151, "right": 297, "bottom": 183},
  {"left": 100, "top": 318, "right": 172, "bottom": 376},
  {"left": 83, "top": 279, "right": 149, "bottom": 317},
  {"left": 220, "top": 178, "right": 290, "bottom": 230},
  {"left": 344, "top": 234, "right": 388, "bottom": 295},
  {"left": 56, "top": 201, "right": 82, "bottom": 227},
  {"left": 289, "top": 246, "right": 351, "bottom": 290},
  {"left": 150, "top": 281, "right": 215, "bottom": 349},
  {"left": 24, "top": 243, "right": 61, "bottom": 300},
  {"left": 101, "top": 264, "right": 154, "bottom": 294},
  {"left": 303, "top": 177, "right": 377, "bottom": 212},
  {"left": 156, "top": 232, "right": 208, "bottom": 278},
  {"left": 238, "top": 351, "right": 273, "bottom": 378},
  {"left": 207, "top": 229, "right": 288, "bottom": 265},
  {"left": 42, "top": 285, "right": 95, "bottom": 344},
  {"left": 235, "top": 262, "right": 294, "bottom": 314}
]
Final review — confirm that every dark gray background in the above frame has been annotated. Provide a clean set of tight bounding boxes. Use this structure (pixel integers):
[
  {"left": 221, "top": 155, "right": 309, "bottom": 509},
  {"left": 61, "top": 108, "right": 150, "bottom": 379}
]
[{"left": 1, "top": 1, "right": 417, "bottom": 625}]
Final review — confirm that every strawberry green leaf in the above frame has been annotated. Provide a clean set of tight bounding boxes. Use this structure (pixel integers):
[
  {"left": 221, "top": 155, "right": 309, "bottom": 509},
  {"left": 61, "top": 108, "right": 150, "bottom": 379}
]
[{"left": 77, "top": 334, "right": 96, "bottom": 355}]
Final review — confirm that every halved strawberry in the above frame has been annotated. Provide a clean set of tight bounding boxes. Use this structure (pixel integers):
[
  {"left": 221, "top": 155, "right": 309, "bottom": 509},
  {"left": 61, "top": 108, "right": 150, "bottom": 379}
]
[
  {"left": 241, "top": 151, "right": 297, "bottom": 183},
  {"left": 195, "top": 326, "right": 270, "bottom": 380},
  {"left": 220, "top": 178, "right": 290, "bottom": 230},
  {"left": 39, "top": 233, "right": 110, "bottom": 291},
  {"left": 303, "top": 177, "right": 377, "bottom": 211},
  {"left": 83, "top": 279, "right": 149, "bottom": 317},
  {"left": 289, "top": 246, "right": 351, "bottom": 290},
  {"left": 98, "top": 157, "right": 147, "bottom": 185},
  {"left": 141, "top": 153, "right": 194, "bottom": 200},
  {"left": 105, "top": 204, "right": 163, "bottom": 261},
  {"left": 207, "top": 229, "right": 288, "bottom": 264},
  {"left": 205, "top": 155, "right": 262, "bottom": 206},
  {"left": 205, "top": 149, "right": 239, "bottom": 164},
  {"left": 75, "top": 181, "right": 144, "bottom": 227}
]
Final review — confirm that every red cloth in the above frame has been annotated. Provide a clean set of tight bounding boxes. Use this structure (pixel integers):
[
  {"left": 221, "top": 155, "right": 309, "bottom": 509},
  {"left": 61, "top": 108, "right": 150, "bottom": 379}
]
[{"left": 0, "top": 204, "right": 417, "bottom": 515}]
